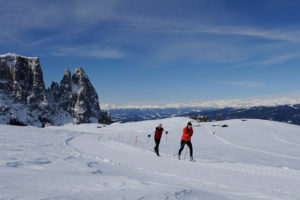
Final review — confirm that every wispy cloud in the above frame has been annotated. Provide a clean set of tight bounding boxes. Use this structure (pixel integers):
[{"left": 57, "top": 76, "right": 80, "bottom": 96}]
[
  {"left": 0, "top": 0, "right": 121, "bottom": 44},
  {"left": 230, "top": 53, "right": 300, "bottom": 69},
  {"left": 119, "top": 16, "right": 300, "bottom": 42},
  {"left": 151, "top": 41, "right": 248, "bottom": 64},
  {"left": 53, "top": 46, "right": 126, "bottom": 59},
  {"left": 201, "top": 26, "right": 300, "bottom": 43},
  {"left": 251, "top": 54, "right": 299, "bottom": 66},
  {"left": 221, "top": 81, "right": 265, "bottom": 88},
  {"left": 0, "top": 0, "right": 120, "bottom": 28}
]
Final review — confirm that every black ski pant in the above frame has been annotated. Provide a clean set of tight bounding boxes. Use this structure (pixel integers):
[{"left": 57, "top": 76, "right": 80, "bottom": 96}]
[
  {"left": 178, "top": 140, "right": 193, "bottom": 157},
  {"left": 154, "top": 138, "right": 161, "bottom": 155}
]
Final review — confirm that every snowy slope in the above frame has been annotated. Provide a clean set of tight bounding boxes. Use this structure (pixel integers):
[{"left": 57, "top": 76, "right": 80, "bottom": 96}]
[{"left": 1, "top": 117, "right": 300, "bottom": 199}]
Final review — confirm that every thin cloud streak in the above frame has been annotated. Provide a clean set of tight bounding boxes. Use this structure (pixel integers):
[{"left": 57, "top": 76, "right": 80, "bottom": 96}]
[
  {"left": 53, "top": 46, "right": 126, "bottom": 59},
  {"left": 221, "top": 81, "right": 265, "bottom": 88},
  {"left": 252, "top": 54, "right": 300, "bottom": 66},
  {"left": 119, "top": 15, "right": 300, "bottom": 42},
  {"left": 230, "top": 53, "right": 300, "bottom": 69}
]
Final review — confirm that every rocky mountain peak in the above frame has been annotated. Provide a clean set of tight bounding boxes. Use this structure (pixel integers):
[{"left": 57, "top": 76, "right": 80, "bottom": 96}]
[
  {"left": 64, "top": 67, "right": 71, "bottom": 76},
  {"left": 0, "top": 53, "right": 46, "bottom": 104},
  {"left": 0, "top": 53, "right": 110, "bottom": 127},
  {"left": 1, "top": 53, "right": 17, "bottom": 67},
  {"left": 60, "top": 68, "right": 72, "bottom": 93},
  {"left": 74, "top": 66, "right": 84, "bottom": 74},
  {"left": 71, "top": 67, "right": 102, "bottom": 124},
  {"left": 73, "top": 67, "right": 86, "bottom": 82},
  {"left": 72, "top": 67, "right": 89, "bottom": 86}
]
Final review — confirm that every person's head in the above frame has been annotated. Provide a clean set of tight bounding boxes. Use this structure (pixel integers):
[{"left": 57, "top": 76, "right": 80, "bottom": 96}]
[
  {"left": 187, "top": 122, "right": 192, "bottom": 128},
  {"left": 158, "top": 124, "right": 162, "bottom": 128}
]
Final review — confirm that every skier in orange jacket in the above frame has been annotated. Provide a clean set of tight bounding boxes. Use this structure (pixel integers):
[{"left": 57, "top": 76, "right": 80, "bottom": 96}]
[{"left": 178, "top": 122, "right": 194, "bottom": 161}]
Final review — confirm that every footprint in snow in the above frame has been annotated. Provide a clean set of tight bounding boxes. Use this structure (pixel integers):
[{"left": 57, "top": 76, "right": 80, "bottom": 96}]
[
  {"left": 6, "top": 161, "right": 23, "bottom": 168},
  {"left": 87, "top": 162, "right": 100, "bottom": 168},
  {"left": 91, "top": 170, "right": 103, "bottom": 175},
  {"left": 27, "top": 160, "right": 51, "bottom": 165}
]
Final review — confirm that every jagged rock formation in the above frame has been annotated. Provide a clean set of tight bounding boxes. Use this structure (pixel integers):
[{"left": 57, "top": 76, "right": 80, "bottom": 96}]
[
  {"left": 0, "top": 53, "right": 47, "bottom": 104},
  {"left": 72, "top": 67, "right": 102, "bottom": 123},
  {"left": 0, "top": 53, "right": 109, "bottom": 127},
  {"left": 47, "top": 67, "right": 104, "bottom": 124},
  {"left": 59, "top": 68, "right": 72, "bottom": 111}
]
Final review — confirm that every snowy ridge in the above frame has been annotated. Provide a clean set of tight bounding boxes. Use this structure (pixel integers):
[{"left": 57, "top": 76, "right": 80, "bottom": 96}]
[
  {"left": 0, "top": 52, "right": 38, "bottom": 68},
  {"left": 0, "top": 52, "right": 38, "bottom": 59},
  {"left": 1, "top": 117, "right": 300, "bottom": 199}
]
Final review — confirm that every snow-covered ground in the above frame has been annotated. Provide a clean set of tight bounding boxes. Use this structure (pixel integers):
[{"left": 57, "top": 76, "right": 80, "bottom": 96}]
[{"left": 1, "top": 117, "right": 300, "bottom": 199}]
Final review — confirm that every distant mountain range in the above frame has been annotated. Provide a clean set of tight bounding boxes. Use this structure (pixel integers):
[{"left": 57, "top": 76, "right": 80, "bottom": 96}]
[
  {"left": 107, "top": 107, "right": 195, "bottom": 122},
  {"left": 184, "top": 104, "right": 300, "bottom": 125},
  {"left": 102, "top": 94, "right": 300, "bottom": 110},
  {"left": 106, "top": 104, "right": 300, "bottom": 125}
]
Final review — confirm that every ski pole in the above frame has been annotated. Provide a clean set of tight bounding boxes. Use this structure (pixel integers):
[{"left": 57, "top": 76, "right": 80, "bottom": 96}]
[
  {"left": 135, "top": 136, "right": 138, "bottom": 146},
  {"left": 183, "top": 147, "right": 187, "bottom": 160},
  {"left": 146, "top": 134, "right": 151, "bottom": 150},
  {"left": 147, "top": 134, "right": 151, "bottom": 144},
  {"left": 146, "top": 131, "right": 154, "bottom": 150},
  {"left": 147, "top": 131, "right": 154, "bottom": 144},
  {"left": 165, "top": 131, "right": 168, "bottom": 144}
]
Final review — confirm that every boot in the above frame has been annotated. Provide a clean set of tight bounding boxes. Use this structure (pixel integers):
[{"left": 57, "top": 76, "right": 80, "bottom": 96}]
[
  {"left": 190, "top": 156, "right": 194, "bottom": 161},
  {"left": 154, "top": 147, "right": 160, "bottom": 156}
]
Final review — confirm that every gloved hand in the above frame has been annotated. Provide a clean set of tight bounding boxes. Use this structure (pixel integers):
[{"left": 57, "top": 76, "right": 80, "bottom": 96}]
[{"left": 166, "top": 131, "right": 168, "bottom": 134}]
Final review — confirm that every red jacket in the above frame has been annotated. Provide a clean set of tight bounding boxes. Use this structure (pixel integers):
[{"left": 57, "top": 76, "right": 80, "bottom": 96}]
[
  {"left": 155, "top": 127, "right": 164, "bottom": 139},
  {"left": 181, "top": 127, "right": 193, "bottom": 141}
]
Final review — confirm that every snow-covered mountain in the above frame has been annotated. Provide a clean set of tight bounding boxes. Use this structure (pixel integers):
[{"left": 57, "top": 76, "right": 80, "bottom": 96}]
[
  {"left": 0, "top": 53, "right": 109, "bottom": 126},
  {"left": 1, "top": 117, "right": 300, "bottom": 199}
]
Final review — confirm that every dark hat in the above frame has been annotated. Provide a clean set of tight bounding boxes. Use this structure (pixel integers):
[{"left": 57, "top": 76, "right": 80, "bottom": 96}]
[{"left": 187, "top": 122, "right": 192, "bottom": 126}]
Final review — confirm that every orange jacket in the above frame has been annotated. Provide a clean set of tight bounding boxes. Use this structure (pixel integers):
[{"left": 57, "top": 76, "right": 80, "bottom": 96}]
[{"left": 181, "top": 126, "right": 193, "bottom": 141}]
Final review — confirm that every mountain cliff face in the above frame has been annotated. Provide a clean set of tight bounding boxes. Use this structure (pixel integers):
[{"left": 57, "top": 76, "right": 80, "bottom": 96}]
[
  {"left": 71, "top": 67, "right": 102, "bottom": 123},
  {"left": 0, "top": 53, "right": 47, "bottom": 104},
  {"left": 47, "top": 67, "right": 104, "bottom": 124},
  {"left": 0, "top": 53, "right": 109, "bottom": 127}
]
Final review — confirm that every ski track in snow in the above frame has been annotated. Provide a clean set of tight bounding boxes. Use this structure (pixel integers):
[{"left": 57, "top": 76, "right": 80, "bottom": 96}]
[
  {"left": 201, "top": 124, "right": 300, "bottom": 161},
  {"left": 1, "top": 118, "right": 300, "bottom": 199},
  {"left": 262, "top": 121, "right": 300, "bottom": 148}
]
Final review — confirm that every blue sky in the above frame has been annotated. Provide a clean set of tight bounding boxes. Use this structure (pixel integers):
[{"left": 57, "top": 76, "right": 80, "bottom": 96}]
[{"left": 1, "top": 0, "right": 300, "bottom": 105}]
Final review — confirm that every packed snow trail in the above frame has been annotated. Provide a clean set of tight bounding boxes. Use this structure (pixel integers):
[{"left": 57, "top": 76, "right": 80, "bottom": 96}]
[{"left": 1, "top": 117, "right": 300, "bottom": 199}]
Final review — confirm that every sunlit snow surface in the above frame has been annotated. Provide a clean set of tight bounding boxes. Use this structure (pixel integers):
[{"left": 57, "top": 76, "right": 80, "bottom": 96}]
[{"left": 1, "top": 117, "right": 300, "bottom": 199}]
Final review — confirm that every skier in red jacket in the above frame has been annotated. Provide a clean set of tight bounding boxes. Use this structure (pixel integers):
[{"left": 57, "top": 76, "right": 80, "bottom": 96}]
[
  {"left": 178, "top": 122, "right": 194, "bottom": 161},
  {"left": 154, "top": 124, "right": 164, "bottom": 156}
]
